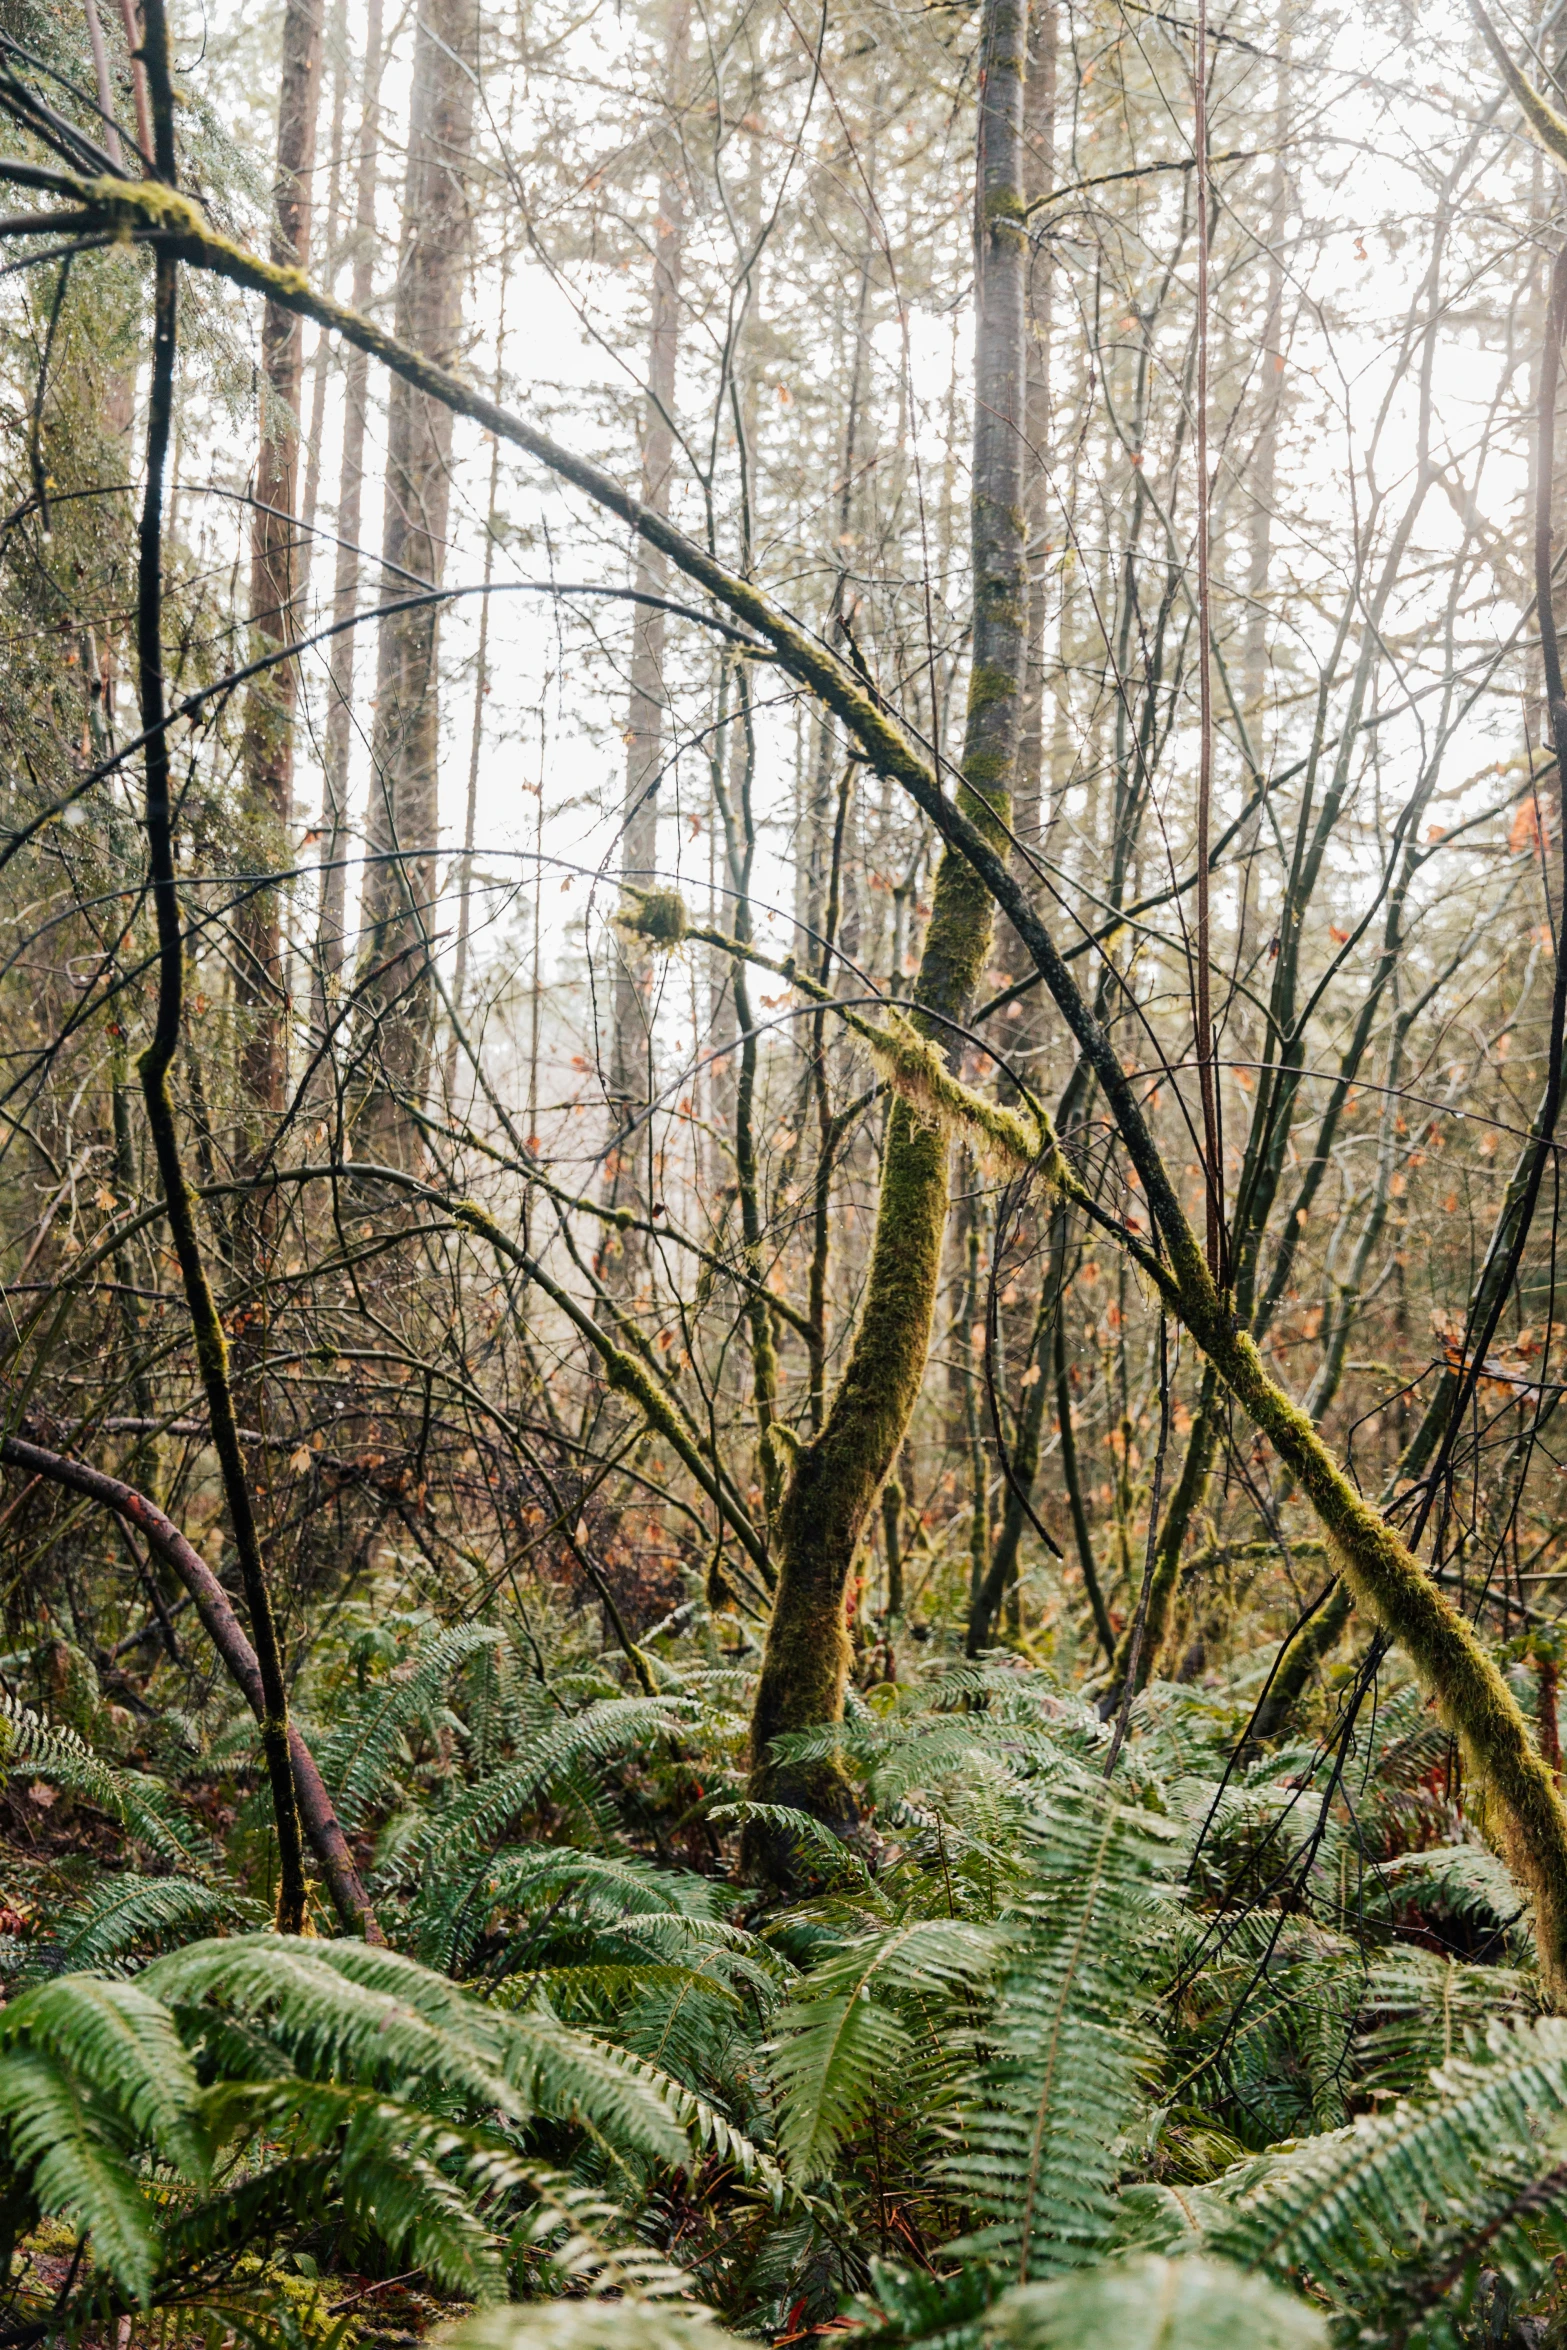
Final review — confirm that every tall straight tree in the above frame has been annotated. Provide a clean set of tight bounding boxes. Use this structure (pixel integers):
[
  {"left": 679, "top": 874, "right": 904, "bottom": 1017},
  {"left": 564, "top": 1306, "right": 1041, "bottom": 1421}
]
[
  {"left": 236, "top": 0, "right": 324, "bottom": 1143},
  {"left": 744, "top": 0, "right": 1027, "bottom": 1855},
  {"left": 310, "top": 0, "right": 383, "bottom": 1056},
  {"left": 606, "top": 0, "right": 690, "bottom": 1228},
  {"left": 356, "top": 0, "right": 478, "bottom": 1162}
]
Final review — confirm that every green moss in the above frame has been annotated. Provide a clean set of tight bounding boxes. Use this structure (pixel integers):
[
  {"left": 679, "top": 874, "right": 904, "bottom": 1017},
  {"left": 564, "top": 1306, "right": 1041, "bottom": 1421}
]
[
  {"left": 1246, "top": 1580, "right": 1354, "bottom": 1750},
  {"left": 1207, "top": 1317, "right": 1567, "bottom": 2007},
  {"left": 747, "top": 768, "right": 1013, "bottom": 1872},
  {"left": 748, "top": 1098, "right": 951, "bottom": 1845},
  {"left": 968, "top": 662, "right": 1020, "bottom": 711},
  {"left": 616, "top": 886, "right": 689, "bottom": 948}
]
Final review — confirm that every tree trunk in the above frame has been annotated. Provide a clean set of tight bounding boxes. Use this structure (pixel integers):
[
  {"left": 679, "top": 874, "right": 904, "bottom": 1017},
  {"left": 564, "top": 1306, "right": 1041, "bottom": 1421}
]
[
  {"left": 309, "top": 0, "right": 382, "bottom": 1063},
  {"left": 355, "top": 0, "right": 478, "bottom": 1163},
  {"left": 606, "top": 0, "right": 688, "bottom": 1230},
  {"left": 297, "top": 0, "right": 348, "bottom": 617},
  {"left": 235, "top": 0, "right": 324, "bottom": 1149},
  {"left": 1009, "top": 0, "right": 1056, "bottom": 952},
  {"left": 744, "top": 0, "right": 1027, "bottom": 1861}
]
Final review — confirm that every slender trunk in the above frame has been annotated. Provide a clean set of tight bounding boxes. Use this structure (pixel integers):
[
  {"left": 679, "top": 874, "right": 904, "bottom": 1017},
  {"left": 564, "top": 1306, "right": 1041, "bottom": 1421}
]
[
  {"left": 444, "top": 432, "right": 499, "bottom": 1105},
  {"left": 1055, "top": 1260, "right": 1113, "bottom": 1658},
  {"left": 113, "top": 0, "right": 151, "bottom": 166},
  {"left": 298, "top": 0, "right": 347, "bottom": 617},
  {"left": 881, "top": 1471, "right": 907, "bottom": 1620},
  {"left": 1004, "top": 0, "right": 1055, "bottom": 997},
  {"left": 1242, "top": 18, "right": 1287, "bottom": 716},
  {"left": 1105, "top": 1362, "right": 1221, "bottom": 1701},
  {"left": 962, "top": 1206, "right": 991, "bottom": 1618},
  {"left": 744, "top": 0, "right": 1026, "bottom": 1862},
  {"left": 445, "top": 291, "right": 509, "bottom": 1106},
  {"left": 607, "top": 0, "right": 688, "bottom": 1228},
  {"left": 356, "top": 0, "right": 478, "bottom": 1163},
  {"left": 235, "top": 0, "right": 324, "bottom": 1150},
  {"left": 310, "top": 0, "right": 382, "bottom": 1056},
  {"left": 132, "top": 1, "right": 307, "bottom": 1930}
]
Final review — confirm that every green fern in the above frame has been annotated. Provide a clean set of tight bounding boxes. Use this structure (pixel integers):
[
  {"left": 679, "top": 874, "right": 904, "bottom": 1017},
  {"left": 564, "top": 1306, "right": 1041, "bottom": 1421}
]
[
  {"left": 24, "top": 1872, "right": 263, "bottom": 1977},
  {"left": 992, "top": 2254, "right": 1327, "bottom": 2350},
  {"left": 440, "top": 2300, "right": 747, "bottom": 2350},
  {"left": 1210, "top": 2015, "right": 1567, "bottom": 2325},
  {"left": 312, "top": 1622, "right": 510, "bottom": 1833},
  {"left": 768, "top": 1916, "right": 997, "bottom": 2179},
  {"left": 0, "top": 1932, "right": 716, "bottom": 2325},
  {"left": 0, "top": 1691, "right": 208, "bottom": 1871},
  {"left": 944, "top": 1781, "right": 1181, "bottom": 2281},
  {"left": 142, "top": 1934, "right": 694, "bottom": 2166},
  {"left": 0, "top": 1972, "right": 206, "bottom": 2301},
  {"left": 409, "top": 1841, "right": 755, "bottom": 1977},
  {"left": 379, "top": 1696, "right": 692, "bottom": 1885}
]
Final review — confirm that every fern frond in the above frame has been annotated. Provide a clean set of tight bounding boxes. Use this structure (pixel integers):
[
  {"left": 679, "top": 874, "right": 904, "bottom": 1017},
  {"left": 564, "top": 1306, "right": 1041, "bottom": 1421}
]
[
  {"left": 336, "top": 2122, "right": 510, "bottom": 2303},
  {"left": 201, "top": 2077, "right": 663, "bottom": 2301},
  {"left": 381, "top": 1698, "right": 690, "bottom": 1884},
  {"left": 412, "top": 1842, "right": 754, "bottom": 1978},
  {"left": 0, "top": 2048, "right": 159, "bottom": 2303},
  {"left": 845, "top": 2254, "right": 1000, "bottom": 2350},
  {"left": 0, "top": 1692, "right": 206, "bottom": 1870},
  {"left": 440, "top": 2295, "right": 744, "bottom": 2350},
  {"left": 504, "top": 2159, "right": 698, "bottom": 2299},
  {"left": 1212, "top": 2015, "right": 1567, "bottom": 2314},
  {"left": 1368, "top": 1844, "right": 1525, "bottom": 1933},
  {"left": 143, "top": 1935, "right": 518, "bottom": 2112},
  {"left": 1352, "top": 1947, "right": 1539, "bottom": 2104},
  {"left": 497, "top": 1961, "right": 742, "bottom": 2013},
  {"left": 574, "top": 2034, "right": 786, "bottom": 2202},
  {"left": 769, "top": 1918, "right": 997, "bottom": 2179},
  {"left": 142, "top": 1934, "right": 690, "bottom": 2166},
  {"left": 0, "top": 1971, "right": 204, "bottom": 2172},
  {"left": 992, "top": 2254, "right": 1327, "bottom": 2350},
  {"left": 314, "top": 1623, "right": 508, "bottom": 1832},
  {"left": 31, "top": 1874, "right": 263, "bottom": 1975},
  {"left": 944, "top": 1785, "right": 1180, "bottom": 2281},
  {"left": 709, "top": 1799, "right": 872, "bottom": 1886}
]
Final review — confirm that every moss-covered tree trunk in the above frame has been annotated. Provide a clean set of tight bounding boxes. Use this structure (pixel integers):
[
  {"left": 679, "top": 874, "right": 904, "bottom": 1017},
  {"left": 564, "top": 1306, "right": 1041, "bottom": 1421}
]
[{"left": 743, "top": 0, "right": 1027, "bottom": 1854}]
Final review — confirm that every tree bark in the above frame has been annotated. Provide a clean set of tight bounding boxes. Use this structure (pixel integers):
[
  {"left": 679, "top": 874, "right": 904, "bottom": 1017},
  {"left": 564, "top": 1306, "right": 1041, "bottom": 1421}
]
[
  {"left": 356, "top": 0, "right": 478, "bottom": 1163},
  {"left": 1008, "top": 0, "right": 1056, "bottom": 951},
  {"left": 235, "top": 0, "right": 324, "bottom": 1146},
  {"left": 309, "top": 0, "right": 382, "bottom": 1060},
  {"left": 743, "top": 0, "right": 1027, "bottom": 1861},
  {"left": 606, "top": 0, "right": 688, "bottom": 1229},
  {"left": 297, "top": 0, "right": 347, "bottom": 617}
]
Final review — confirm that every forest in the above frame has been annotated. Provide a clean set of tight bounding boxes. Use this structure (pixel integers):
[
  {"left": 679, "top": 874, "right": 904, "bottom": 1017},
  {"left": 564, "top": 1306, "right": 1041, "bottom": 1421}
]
[{"left": 4, "top": 0, "right": 1567, "bottom": 2340}]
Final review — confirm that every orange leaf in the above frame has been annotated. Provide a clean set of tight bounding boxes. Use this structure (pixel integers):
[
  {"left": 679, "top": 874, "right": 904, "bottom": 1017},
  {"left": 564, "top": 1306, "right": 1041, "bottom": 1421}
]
[{"left": 1510, "top": 798, "right": 1548, "bottom": 857}]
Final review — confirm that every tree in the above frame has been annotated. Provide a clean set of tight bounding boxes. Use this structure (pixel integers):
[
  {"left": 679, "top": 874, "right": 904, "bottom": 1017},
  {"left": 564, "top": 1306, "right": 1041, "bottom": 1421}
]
[
  {"left": 236, "top": 0, "right": 324, "bottom": 1148},
  {"left": 354, "top": 0, "right": 478, "bottom": 1164}
]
